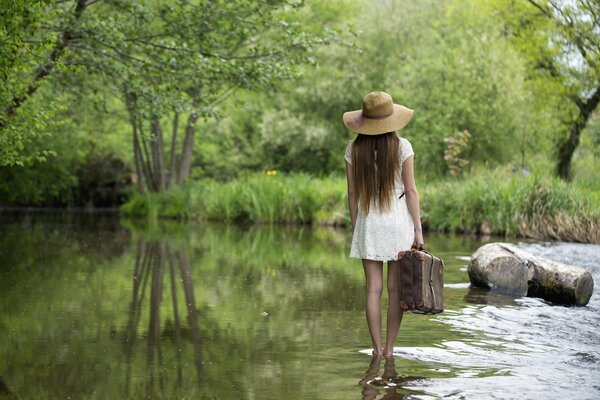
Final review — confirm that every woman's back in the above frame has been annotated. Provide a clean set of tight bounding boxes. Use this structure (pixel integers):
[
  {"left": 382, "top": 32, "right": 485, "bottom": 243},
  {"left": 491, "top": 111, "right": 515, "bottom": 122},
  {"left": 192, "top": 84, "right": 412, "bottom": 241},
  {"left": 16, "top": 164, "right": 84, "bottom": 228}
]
[{"left": 344, "top": 134, "right": 414, "bottom": 195}]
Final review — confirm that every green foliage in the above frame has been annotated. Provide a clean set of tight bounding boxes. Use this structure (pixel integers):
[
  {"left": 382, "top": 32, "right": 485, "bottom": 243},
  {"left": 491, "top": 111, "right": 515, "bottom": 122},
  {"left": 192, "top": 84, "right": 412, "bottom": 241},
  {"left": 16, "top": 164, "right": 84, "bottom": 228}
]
[
  {"left": 0, "top": 0, "right": 343, "bottom": 200},
  {"left": 0, "top": 102, "right": 60, "bottom": 167},
  {"left": 198, "top": 0, "right": 541, "bottom": 178},
  {"left": 97, "top": 0, "right": 336, "bottom": 117},
  {"left": 120, "top": 185, "right": 192, "bottom": 219},
  {"left": 0, "top": 77, "right": 132, "bottom": 206},
  {"left": 387, "top": 0, "right": 533, "bottom": 175},
  {"left": 0, "top": 0, "right": 338, "bottom": 170},
  {"left": 0, "top": 0, "right": 82, "bottom": 166},
  {"left": 1, "top": 0, "right": 598, "bottom": 206},
  {"left": 190, "top": 0, "right": 598, "bottom": 181}
]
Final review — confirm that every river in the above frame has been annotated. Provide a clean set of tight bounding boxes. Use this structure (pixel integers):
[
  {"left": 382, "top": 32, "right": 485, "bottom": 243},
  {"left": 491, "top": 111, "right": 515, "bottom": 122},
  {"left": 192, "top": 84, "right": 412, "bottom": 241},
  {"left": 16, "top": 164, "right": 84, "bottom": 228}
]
[{"left": 0, "top": 212, "right": 598, "bottom": 399}]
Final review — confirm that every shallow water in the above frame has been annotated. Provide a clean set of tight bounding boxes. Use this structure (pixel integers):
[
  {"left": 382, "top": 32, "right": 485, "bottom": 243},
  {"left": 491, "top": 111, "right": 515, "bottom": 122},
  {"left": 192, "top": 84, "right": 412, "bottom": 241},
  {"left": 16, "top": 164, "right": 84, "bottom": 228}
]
[{"left": 0, "top": 212, "right": 598, "bottom": 399}]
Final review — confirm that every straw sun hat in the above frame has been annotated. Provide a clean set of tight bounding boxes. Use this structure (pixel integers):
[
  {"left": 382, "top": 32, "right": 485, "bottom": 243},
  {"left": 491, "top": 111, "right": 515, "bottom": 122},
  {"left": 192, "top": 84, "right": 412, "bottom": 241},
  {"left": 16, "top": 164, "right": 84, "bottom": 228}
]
[{"left": 342, "top": 91, "right": 414, "bottom": 135}]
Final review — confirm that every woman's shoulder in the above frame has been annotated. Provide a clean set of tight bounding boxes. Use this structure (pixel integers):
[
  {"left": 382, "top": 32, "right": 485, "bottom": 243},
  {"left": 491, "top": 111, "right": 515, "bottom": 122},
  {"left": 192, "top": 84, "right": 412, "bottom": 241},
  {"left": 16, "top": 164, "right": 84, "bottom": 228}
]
[
  {"left": 344, "top": 139, "right": 354, "bottom": 163},
  {"left": 398, "top": 136, "right": 413, "bottom": 148},
  {"left": 398, "top": 135, "right": 412, "bottom": 146},
  {"left": 398, "top": 136, "right": 414, "bottom": 162}
]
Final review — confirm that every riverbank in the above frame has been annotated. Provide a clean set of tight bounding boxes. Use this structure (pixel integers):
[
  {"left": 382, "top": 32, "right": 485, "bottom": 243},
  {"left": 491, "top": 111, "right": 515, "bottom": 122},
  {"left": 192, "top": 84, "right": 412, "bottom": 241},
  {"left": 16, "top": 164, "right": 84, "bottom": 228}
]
[{"left": 120, "top": 171, "right": 599, "bottom": 243}]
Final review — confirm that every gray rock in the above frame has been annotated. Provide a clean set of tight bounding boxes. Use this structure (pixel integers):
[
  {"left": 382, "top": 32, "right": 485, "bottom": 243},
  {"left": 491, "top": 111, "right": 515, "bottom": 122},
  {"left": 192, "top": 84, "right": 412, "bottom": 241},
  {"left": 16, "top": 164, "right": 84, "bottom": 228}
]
[{"left": 468, "top": 243, "right": 594, "bottom": 306}]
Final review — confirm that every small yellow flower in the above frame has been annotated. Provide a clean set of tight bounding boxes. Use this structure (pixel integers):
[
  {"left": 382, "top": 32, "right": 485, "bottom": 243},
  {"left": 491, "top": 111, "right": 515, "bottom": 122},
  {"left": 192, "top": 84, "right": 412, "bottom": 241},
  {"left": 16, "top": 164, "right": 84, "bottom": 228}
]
[{"left": 265, "top": 170, "right": 278, "bottom": 176}]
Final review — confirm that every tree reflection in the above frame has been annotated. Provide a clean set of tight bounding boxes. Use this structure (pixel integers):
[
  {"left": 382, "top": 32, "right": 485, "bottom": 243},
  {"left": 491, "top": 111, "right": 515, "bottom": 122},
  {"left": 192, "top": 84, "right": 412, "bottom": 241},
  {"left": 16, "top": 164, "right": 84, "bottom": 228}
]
[
  {"left": 115, "top": 221, "right": 372, "bottom": 398},
  {"left": 0, "top": 377, "right": 15, "bottom": 399},
  {"left": 123, "top": 238, "right": 203, "bottom": 397}
]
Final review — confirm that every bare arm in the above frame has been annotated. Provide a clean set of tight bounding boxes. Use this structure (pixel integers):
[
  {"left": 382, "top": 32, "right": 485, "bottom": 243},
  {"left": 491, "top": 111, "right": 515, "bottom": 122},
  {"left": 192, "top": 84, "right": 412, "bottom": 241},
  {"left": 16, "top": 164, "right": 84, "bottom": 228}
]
[
  {"left": 401, "top": 155, "right": 424, "bottom": 249},
  {"left": 345, "top": 161, "right": 358, "bottom": 230}
]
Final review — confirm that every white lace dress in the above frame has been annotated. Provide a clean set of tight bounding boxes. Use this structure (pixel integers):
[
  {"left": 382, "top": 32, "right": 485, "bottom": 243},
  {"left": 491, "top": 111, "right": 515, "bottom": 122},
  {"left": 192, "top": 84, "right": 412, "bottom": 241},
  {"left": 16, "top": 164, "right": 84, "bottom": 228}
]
[{"left": 345, "top": 136, "right": 415, "bottom": 261}]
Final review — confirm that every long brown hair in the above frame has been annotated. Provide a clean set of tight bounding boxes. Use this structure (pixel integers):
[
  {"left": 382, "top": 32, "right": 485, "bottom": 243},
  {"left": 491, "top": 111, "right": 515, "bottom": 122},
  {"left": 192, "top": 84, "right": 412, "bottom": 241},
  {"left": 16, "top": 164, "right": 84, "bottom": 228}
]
[{"left": 351, "top": 132, "right": 400, "bottom": 214}]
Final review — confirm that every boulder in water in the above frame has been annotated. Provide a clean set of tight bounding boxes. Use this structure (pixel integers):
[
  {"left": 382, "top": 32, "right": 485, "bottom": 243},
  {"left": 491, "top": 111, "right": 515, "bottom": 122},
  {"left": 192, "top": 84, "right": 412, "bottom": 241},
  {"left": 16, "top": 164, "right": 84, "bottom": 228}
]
[{"left": 467, "top": 243, "right": 593, "bottom": 306}]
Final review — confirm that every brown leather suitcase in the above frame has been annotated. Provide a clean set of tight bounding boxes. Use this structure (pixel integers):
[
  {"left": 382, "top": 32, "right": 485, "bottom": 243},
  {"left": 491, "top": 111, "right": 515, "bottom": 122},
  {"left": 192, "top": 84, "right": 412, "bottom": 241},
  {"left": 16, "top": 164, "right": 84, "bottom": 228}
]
[{"left": 396, "top": 249, "right": 445, "bottom": 314}]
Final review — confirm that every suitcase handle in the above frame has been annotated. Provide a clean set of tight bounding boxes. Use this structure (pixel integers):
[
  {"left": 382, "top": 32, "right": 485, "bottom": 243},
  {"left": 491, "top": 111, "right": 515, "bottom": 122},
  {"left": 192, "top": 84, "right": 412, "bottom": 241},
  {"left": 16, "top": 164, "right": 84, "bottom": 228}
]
[
  {"left": 398, "top": 247, "right": 431, "bottom": 261},
  {"left": 411, "top": 244, "right": 424, "bottom": 251}
]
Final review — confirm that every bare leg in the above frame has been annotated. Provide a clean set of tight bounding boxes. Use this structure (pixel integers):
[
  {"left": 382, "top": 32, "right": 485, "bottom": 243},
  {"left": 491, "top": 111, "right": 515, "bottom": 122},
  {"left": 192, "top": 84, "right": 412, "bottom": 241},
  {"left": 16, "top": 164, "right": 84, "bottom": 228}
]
[
  {"left": 384, "top": 260, "right": 404, "bottom": 357},
  {"left": 362, "top": 259, "right": 384, "bottom": 356}
]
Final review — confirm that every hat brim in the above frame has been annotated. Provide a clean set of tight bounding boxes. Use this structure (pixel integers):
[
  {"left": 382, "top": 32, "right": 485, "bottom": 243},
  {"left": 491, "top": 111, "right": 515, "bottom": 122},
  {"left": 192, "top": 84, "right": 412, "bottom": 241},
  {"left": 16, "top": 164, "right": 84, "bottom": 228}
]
[{"left": 342, "top": 104, "right": 414, "bottom": 135}]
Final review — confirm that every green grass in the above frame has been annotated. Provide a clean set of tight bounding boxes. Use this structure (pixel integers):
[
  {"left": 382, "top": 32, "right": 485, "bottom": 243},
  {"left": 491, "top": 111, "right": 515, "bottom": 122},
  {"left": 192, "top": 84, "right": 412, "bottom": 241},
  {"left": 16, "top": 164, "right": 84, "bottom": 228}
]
[
  {"left": 121, "top": 170, "right": 600, "bottom": 243},
  {"left": 121, "top": 173, "right": 349, "bottom": 226}
]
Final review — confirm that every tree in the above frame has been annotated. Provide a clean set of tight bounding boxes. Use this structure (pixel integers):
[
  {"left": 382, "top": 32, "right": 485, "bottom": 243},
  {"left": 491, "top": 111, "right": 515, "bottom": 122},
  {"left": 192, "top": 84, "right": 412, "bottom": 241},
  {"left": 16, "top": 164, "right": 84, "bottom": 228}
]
[
  {"left": 495, "top": 0, "right": 600, "bottom": 180},
  {"left": 99, "top": 0, "right": 332, "bottom": 192},
  {"left": 0, "top": 0, "right": 333, "bottom": 190}
]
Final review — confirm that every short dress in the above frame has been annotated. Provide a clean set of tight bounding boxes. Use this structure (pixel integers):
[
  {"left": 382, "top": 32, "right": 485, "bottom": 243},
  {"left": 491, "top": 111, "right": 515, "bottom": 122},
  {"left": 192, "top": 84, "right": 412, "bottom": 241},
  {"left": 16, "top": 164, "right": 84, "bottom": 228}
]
[{"left": 345, "top": 135, "right": 415, "bottom": 261}]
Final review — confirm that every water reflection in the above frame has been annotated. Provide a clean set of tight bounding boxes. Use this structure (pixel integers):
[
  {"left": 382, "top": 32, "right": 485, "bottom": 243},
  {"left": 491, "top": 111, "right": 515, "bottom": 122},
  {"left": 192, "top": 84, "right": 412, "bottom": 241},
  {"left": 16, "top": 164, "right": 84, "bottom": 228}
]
[
  {"left": 359, "top": 355, "right": 428, "bottom": 399},
  {"left": 1, "top": 213, "right": 598, "bottom": 399},
  {"left": 123, "top": 239, "right": 203, "bottom": 397},
  {"left": 111, "top": 220, "right": 375, "bottom": 399},
  {"left": 463, "top": 286, "right": 521, "bottom": 306},
  {"left": 0, "top": 378, "right": 14, "bottom": 399}
]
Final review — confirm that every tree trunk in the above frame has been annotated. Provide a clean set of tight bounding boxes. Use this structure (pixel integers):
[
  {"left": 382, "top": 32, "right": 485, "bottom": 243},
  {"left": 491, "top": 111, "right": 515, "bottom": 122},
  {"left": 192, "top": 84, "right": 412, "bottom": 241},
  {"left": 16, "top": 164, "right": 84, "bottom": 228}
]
[
  {"left": 556, "top": 119, "right": 586, "bottom": 181},
  {"left": 556, "top": 86, "right": 600, "bottom": 181},
  {"left": 124, "top": 87, "right": 198, "bottom": 192},
  {"left": 124, "top": 90, "right": 146, "bottom": 192},
  {"left": 167, "top": 112, "right": 179, "bottom": 189},
  {"left": 150, "top": 117, "right": 166, "bottom": 192},
  {"left": 132, "top": 119, "right": 146, "bottom": 193},
  {"left": 177, "top": 112, "right": 199, "bottom": 185},
  {"left": 138, "top": 120, "right": 158, "bottom": 191}
]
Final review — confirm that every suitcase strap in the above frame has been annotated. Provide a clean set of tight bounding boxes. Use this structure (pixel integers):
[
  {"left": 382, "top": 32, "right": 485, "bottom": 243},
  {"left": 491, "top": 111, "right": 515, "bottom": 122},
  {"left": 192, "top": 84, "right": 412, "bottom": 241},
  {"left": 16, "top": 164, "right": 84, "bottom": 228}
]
[{"left": 427, "top": 254, "right": 437, "bottom": 307}]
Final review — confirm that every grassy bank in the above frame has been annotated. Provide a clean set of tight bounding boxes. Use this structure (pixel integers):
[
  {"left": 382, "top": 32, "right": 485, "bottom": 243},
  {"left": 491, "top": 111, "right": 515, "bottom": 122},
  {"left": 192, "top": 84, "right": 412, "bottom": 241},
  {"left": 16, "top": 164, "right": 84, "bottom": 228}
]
[
  {"left": 420, "top": 173, "right": 599, "bottom": 243},
  {"left": 121, "top": 171, "right": 600, "bottom": 243},
  {"left": 121, "top": 173, "right": 348, "bottom": 225}
]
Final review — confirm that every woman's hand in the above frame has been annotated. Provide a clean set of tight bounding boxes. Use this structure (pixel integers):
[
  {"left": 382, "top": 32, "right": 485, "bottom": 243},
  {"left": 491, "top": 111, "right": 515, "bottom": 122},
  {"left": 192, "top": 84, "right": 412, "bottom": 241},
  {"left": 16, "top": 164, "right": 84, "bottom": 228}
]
[{"left": 412, "top": 229, "right": 424, "bottom": 250}]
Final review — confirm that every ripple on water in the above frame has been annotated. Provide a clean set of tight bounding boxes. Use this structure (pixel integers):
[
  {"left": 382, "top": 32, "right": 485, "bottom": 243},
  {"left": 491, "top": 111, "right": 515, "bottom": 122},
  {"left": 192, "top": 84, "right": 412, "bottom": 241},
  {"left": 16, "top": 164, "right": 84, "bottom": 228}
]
[{"left": 372, "top": 242, "right": 600, "bottom": 399}]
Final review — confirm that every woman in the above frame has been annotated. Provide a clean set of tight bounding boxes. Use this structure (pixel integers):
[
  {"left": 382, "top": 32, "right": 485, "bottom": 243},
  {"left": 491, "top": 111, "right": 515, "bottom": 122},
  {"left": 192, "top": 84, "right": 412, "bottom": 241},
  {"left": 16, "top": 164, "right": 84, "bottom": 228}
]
[{"left": 343, "top": 91, "right": 424, "bottom": 357}]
